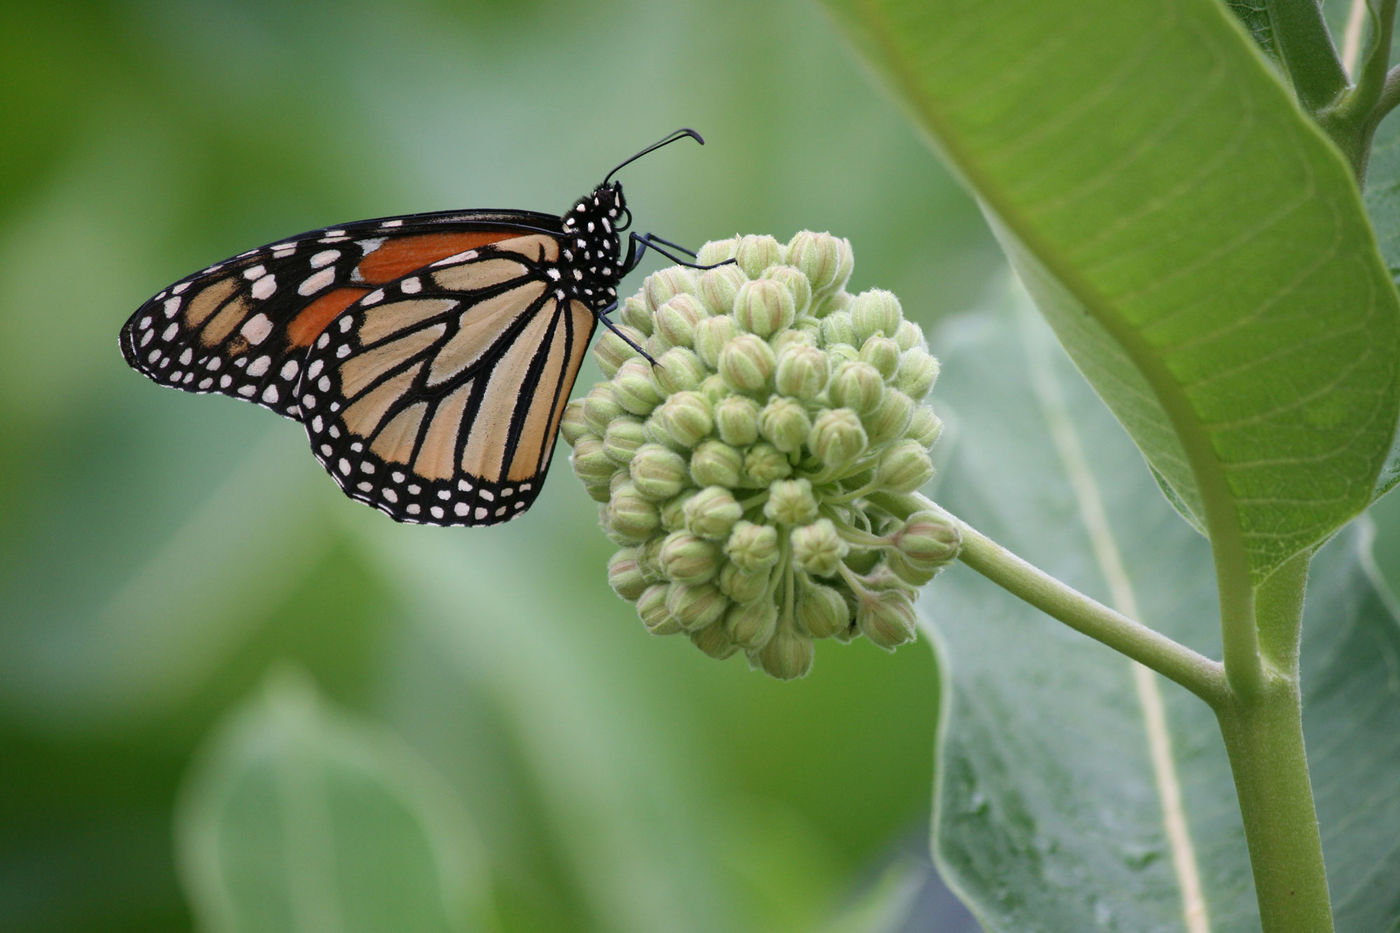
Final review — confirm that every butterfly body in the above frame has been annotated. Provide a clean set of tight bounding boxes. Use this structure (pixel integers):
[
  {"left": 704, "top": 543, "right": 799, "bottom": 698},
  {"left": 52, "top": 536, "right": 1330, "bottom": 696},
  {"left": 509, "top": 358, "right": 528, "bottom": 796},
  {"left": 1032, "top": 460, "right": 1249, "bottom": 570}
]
[{"left": 121, "top": 182, "right": 636, "bottom": 526}]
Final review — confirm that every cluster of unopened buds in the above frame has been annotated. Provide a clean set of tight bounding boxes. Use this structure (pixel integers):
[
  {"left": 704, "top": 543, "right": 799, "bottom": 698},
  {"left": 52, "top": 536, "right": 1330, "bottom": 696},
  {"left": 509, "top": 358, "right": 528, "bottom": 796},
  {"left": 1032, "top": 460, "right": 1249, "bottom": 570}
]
[{"left": 562, "top": 232, "right": 960, "bottom": 679}]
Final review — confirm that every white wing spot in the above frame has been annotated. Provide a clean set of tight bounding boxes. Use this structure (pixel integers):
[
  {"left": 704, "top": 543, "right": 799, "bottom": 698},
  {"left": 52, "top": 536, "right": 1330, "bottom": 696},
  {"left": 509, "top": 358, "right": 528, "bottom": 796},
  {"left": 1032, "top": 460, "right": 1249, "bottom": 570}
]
[
  {"left": 247, "top": 355, "right": 272, "bottom": 377},
  {"left": 261, "top": 385, "right": 279, "bottom": 404},
  {"left": 454, "top": 502, "right": 470, "bottom": 517},
  {"left": 280, "top": 359, "right": 299, "bottom": 380},
  {"left": 251, "top": 274, "right": 277, "bottom": 300},
  {"left": 310, "top": 249, "right": 341, "bottom": 268},
  {"left": 242, "top": 265, "right": 267, "bottom": 280},
  {"left": 241, "top": 313, "right": 274, "bottom": 345},
  {"left": 400, "top": 276, "right": 421, "bottom": 294},
  {"left": 163, "top": 296, "right": 182, "bottom": 317},
  {"left": 298, "top": 267, "right": 336, "bottom": 296}
]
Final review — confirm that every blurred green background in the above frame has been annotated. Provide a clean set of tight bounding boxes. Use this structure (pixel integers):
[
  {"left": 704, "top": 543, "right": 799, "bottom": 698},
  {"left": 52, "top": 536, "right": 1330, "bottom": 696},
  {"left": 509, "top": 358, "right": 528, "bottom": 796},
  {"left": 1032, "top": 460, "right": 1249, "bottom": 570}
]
[{"left": 0, "top": 0, "right": 1007, "bottom": 930}]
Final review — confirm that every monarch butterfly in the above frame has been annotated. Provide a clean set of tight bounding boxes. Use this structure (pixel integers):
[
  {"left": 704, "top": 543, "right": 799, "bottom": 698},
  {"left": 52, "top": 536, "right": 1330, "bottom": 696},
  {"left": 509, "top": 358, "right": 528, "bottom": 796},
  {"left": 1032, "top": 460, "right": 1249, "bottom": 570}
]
[{"left": 120, "top": 129, "right": 710, "bottom": 526}]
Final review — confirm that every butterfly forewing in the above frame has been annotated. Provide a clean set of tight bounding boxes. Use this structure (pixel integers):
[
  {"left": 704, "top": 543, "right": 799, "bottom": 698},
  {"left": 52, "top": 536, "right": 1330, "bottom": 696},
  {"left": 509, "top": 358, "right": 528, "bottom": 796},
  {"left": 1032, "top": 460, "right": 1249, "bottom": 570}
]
[
  {"left": 118, "top": 209, "right": 562, "bottom": 420},
  {"left": 298, "top": 233, "right": 599, "bottom": 525}
]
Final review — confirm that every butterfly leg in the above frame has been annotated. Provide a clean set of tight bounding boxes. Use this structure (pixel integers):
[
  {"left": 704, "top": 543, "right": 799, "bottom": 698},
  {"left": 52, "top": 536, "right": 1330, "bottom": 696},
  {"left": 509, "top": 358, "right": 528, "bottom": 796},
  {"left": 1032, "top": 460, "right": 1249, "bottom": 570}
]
[
  {"left": 595, "top": 302, "right": 658, "bottom": 365},
  {"left": 623, "top": 232, "right": 735, "bottom": 275}
]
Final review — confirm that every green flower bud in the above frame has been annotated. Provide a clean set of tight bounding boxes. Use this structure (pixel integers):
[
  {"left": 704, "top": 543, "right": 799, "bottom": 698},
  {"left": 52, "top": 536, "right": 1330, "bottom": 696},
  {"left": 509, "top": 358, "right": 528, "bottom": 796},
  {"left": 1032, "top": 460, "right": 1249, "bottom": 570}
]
[
  {"left": 770, "top": 327, "right": 817, "bottom": 357},
  {"left": 743, "top": 442, "right": 793, "bottom": 485},
  {"left": 725, "top": 600, "right": 778, "bottom": 649},
  {"left": 560, "top": 400, "right": 589, "bottom": 447},
  {"left": 893, "top": 512, "right": 961, "bottom": 569},
  {"left": 655, "top": 293, "right": 708, "bottom": 348},
  {"left": 618, "top": 295, "right": 653, "bottom": 335},
  {"left": 593, "top": 325, "right": 645, "bottom": 378},
  {"left": 908, "top": 406, "right": 944, "bottom": 448},
  {"left": 665, "top": 581, "right": 729, "bottom": 630},
  {"left": 607, "top": 548, "right": 647, "bottom": 601},
  {"left": 713, "top": 395, "right": 761, "bottom": 446},
  {"left": 718, "top": 562, "right": 772, "bottom": 603},
  {"left": 659, "top": 488, "right": 698, "bottom": 533},
  {"left": 697, "top": 262, "right": 748, "bottom": 315},
  {"left": 754, "top": 628, "right": 814, "bottom": 680},
  {"left": 582, "top": 383, "right": 625, "bottom": 436},
  {"left": 895, "top": 319, "right": 925, "bottom": 351},
  {"left": 808, "top": 408, "right": 868, "bottom": 471},
  {"left": 725, "top": 520, "right": 780, "bottom": 572},
  {"left": 571, "top": 434, "right": 616, "bottom": 488},
  {"left": 790, "top": 518, "right": 848, "bottom": 575},
  {"left": 788, "top": 231, "right": 853, "bottom": 297},
  {"left": 629, "top": 443, "right": 689, "bottom": 500},
  {"left": 863, "top": 389, "right": 915, "bottom": 446},
  {"left": 874, "top": 440, "right": 935, "bottom": 493},
  {"left": 690, "top": 621, "right": 739, "bottom": 659},
  {"left": 794, "top": 576, "right": 850, "bottom": 639},
  {"left": 762, "top": 265, "right": 813, "bottom": 317},
  {"left": 820, "top": 311, "right": 857, "bottom": 346},
  {"left": 733, "top": 279, "right": 796, "bottom": 338},
  {"left": 774, "top": 344, "right": 829, "bottom": 401},
  {"left": 690, "top": 438, "right": 745, "bottom": 487},
  {"left": 758, "top": 396, "right": 812, "bottom": 454},
  {"left": 638, "top": 583, "right": 682, "bottom": 635},
  {"left": 693, "top": 315, "right": 741, "bottom": 370},
  {"left": 602, "top": 418, "right": 647, "bottom": 465},
  {"left": 733, "top": 235, "right": 785, "bottom": 279},
  {"left": 606, "top": 482, "right": 661, "bottom": 541},
  {"left": 683, "top": 486, "right": 744, "bottom": 539},
  {"left": 612, "top": 358, "right": 662, "bottom": 415},
  {"left": 659, "top": 531, "right": 721, "bottom": 584},
  {"left": 895, "top": 348, "right": 940, "bottom": 400},
  {"left": 828, "top": 361, "right": 885, "bottom": 414},
  {"left": 694, "top": 237, "right": 740, "bottom": 267},
  {"left": 764, "top": 478, "right": 819, "bottom": 526},
  {"left": 859, "top": 335, "right": 901, "bottom": 380},
  {"left": 651, "top": 390, "right": 713, "bottom": 448},
  {"left": 644, "top": 267, "right": 697, "bottom": 311},
  {"left": 849, "top": 289, "right": 903, "bottom": 340},
  {"left": 857, "top": 590, "right": 918, "bottom": 650},
  {"left": 696, "top": 373, "right": 730, "bottom": 404},
  {"left": 636, "top": 536, "right": 665, "bottom": 578},
  {"left": 718, "top": 333, "right": 776, "bottom": 393},
  {"left": 652, "top": 347, "right": 707, "bottom": 395}
]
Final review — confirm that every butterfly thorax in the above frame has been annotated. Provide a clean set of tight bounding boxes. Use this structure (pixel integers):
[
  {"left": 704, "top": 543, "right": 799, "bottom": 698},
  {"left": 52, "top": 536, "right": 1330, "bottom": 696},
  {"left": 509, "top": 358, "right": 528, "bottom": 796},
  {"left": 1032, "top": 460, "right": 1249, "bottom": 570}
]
[{"left": 560, "top": 182, "right": 627, "bottom": 311}]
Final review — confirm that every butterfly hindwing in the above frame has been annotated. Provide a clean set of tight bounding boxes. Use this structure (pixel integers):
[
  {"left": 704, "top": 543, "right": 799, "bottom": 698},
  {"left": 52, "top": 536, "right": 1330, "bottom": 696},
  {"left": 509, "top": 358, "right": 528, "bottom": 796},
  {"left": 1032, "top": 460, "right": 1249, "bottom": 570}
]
[{"left": 298, "top": 233, "right": 599, "bottom": 525}]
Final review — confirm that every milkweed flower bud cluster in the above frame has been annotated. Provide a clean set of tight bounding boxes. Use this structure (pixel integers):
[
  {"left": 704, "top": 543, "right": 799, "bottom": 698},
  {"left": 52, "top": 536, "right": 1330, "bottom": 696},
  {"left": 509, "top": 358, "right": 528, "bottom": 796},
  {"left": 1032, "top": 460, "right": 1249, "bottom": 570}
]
[{"left": 562, "top": 233, "right": 959, "bottom": 680}]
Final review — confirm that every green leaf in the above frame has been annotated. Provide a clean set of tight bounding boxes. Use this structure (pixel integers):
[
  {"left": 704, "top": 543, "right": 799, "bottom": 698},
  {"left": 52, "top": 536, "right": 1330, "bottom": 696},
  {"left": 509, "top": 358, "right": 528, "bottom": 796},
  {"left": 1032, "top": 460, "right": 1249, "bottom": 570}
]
[
  {"left": 175, "top": 669, "right": 490, "bottom": 933},
  {"left": 823, "top": 0, "right": 1400, "bottom": 582},
  {"left": 922, "top": 295, "right": 1400, "bottom": 931}
]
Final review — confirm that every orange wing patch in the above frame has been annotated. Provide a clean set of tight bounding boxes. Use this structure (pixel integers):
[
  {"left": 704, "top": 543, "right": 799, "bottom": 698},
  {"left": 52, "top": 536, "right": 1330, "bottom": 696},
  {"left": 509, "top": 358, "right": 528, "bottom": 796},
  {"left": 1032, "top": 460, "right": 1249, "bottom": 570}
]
[
  {"left": 287, "top": 287, "right": 370, "bottom": 348},
  {"left": 356, "top": 231, "right": 520, "bottom": 284}
]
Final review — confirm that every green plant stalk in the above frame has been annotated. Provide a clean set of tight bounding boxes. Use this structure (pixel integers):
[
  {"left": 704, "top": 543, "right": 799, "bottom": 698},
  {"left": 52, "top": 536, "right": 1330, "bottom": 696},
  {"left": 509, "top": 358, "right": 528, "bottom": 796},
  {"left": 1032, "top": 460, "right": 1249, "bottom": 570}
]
[
  {"left": 1216, "top": 680, "right": 1332, "bottom": 933},
  {"left": 921, "top": 491, "right": 1333, "bottom": 929},
  {"left": 897, "top": 494, "right": 1228, "bottom": 706},
  {"left": 1216, "top": 551, "right": 1332, "bottom": 933},
  {"left": 1264, "top": 0, "right": 1349, "bottom": 112}
]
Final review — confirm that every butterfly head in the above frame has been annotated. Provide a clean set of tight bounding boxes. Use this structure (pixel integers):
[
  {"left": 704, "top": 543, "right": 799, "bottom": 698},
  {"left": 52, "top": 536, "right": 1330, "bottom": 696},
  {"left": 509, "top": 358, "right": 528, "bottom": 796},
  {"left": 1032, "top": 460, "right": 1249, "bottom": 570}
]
[{"left": 561, "top": 182, "right": 629, "bottom": 307}]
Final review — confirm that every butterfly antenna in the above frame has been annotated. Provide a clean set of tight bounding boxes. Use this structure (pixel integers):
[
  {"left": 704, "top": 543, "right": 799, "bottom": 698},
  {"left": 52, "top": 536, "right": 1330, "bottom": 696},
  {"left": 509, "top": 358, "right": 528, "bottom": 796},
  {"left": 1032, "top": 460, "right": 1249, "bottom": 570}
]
[{"left": 603, "top": 128, "right": 705, "bottom": 186}]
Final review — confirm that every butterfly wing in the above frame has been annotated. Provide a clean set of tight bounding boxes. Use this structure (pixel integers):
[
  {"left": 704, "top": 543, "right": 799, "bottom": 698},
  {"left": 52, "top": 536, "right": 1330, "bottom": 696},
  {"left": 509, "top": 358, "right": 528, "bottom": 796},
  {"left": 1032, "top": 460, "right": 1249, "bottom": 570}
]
[
  {"left": 298, "top": 232, "right": 599, "bottom": 525},
  {"left": 118, "top": 208, "right": 561, "bottom": 419}
]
